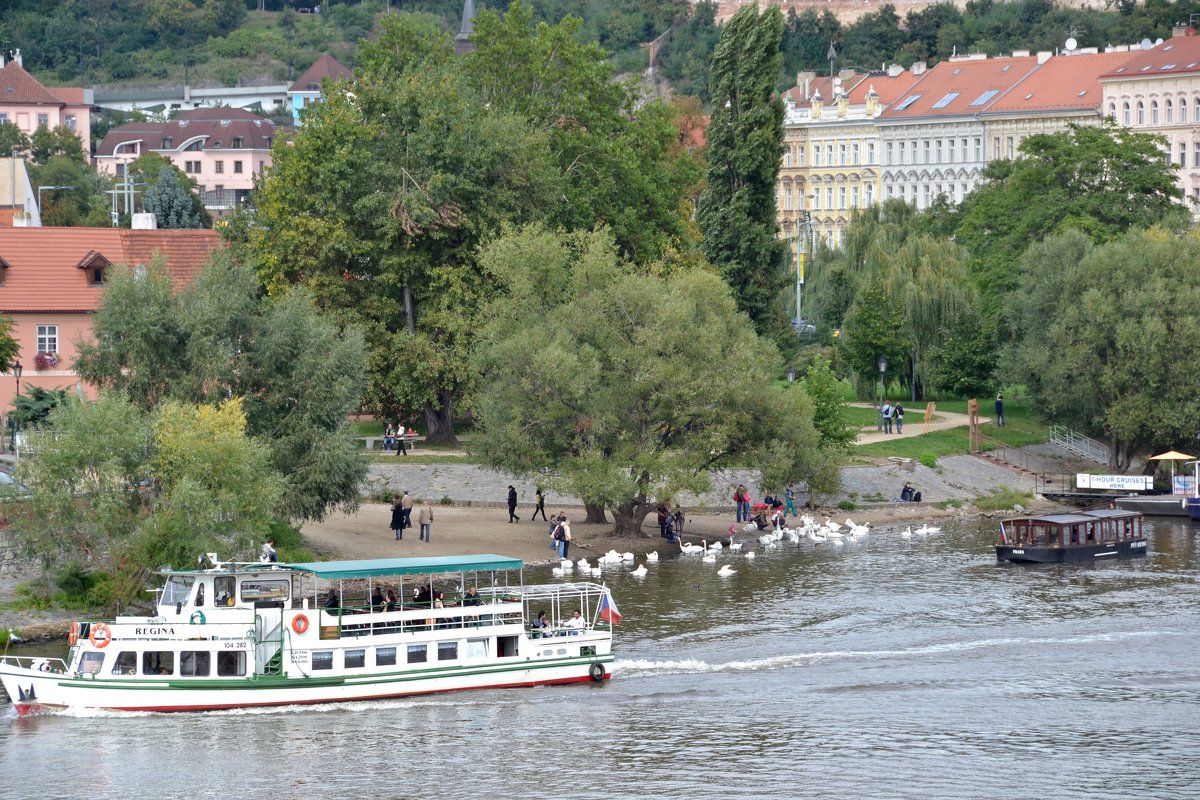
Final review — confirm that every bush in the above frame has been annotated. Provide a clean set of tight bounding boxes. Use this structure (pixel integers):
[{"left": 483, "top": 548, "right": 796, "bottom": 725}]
[
  {"left": 837, "top": 499, "right": 856, "bottom": 510},
  {"left": 973, "top": 487, "right": 1033, "bottom": 512},
  {"left": 919, "top": 452, "right": 938, "bottom": 469}
]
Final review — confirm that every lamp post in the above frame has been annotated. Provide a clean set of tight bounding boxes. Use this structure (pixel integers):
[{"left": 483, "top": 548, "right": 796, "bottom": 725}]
[
  {"left": 11, "top": 360, "right": 20, "bottom": 454},
  {"left": 37, "top": 185, "right": 74, "bottom": 221},
  {"left": 877, "top": 356, "right": 887, "bottom": 431}
]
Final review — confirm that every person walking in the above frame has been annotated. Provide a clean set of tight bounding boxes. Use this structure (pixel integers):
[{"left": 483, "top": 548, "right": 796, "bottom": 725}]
[
  {"left": 507, "top": 485, "right": 520, "bottom": 523},
  {"left": 401, "top": 490, "right": 414, "bottom": 533},
  {"left": 734, "top": 484, "right": 750, "bottom": 523},
  {"left": 784, "top": 485, "right": 797, "bottom": 517},
  {"left": 395, "top": 424, "right": 408, "bottom": 456},
  {"left": 418, "top": 499, "right": 434, "bottom": 542},
  {"left": 532, "top": 488, "right": 547, "bottom": 521},
  {"left": 882, "top": 400, "right": 894, "bottom": 434},
  {"left": 894, "top": 402, "right": 905, "bottom": 434},
  {"left": 390, "top": 494, "right": 405, "bottom": 540},
  {"left": 994, "top": 394, "right": 1005, "bottom": 427}
]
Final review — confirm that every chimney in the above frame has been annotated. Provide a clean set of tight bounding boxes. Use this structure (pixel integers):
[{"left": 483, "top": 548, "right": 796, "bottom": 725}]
[
  {"left": 1173, "top": 24, "right": 1195, "bottom": 37},
  {"left": 1037, "top": 51, "right": 1053, "bottom": 64},
  {"left": 1012, "top": 49, "right": 1030, "bottom": 57},
  {"left": 13, "top": 49, "right": 21, "bottom": 68},
  {"left": 798, "top": 70, "right": 816, "bottom": 99},
  {"left": 887, "top": 63, "right": 903, "bottom": 77},
  {"left": 132, "top": 212, "right": 158, "bottom": 230},
  {"left": 13, "top": 211, "right": 32, "bottom": 228},
  {"left": 912, "top": 61, "right": 926, "bottom": 75}
]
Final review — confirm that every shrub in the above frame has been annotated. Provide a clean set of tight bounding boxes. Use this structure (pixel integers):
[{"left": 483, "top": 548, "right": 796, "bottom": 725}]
[
  {"left": 919, "top": 452, "right": 938, "bottom": 469},
  {"left": 837, "top": 499, "right": 856, "bottom": 510},
  {"left": 973, "top": 487, "right": 1033, "bottom": 512}
]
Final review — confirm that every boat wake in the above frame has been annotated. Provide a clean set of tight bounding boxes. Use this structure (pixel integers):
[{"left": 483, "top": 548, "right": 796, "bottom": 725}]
[{"left": 616, "top": 629, "right": 1182, "bottom": 678}]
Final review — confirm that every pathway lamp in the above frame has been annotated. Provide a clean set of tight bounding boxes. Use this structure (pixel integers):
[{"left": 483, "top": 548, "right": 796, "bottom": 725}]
[{"left": 877, "top": 356, "right": 887, "bottom": 431}]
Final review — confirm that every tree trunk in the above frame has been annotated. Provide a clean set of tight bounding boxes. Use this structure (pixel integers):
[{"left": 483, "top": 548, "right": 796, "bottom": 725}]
[
  {"left": 403, "top": 286, "right": 415, "bottom": 335},
  {"left": 422, "top": 390, "right": 457, "bottom": 444},
  {"left": 583, "top": 501, "right": 607, "bottom": 524},
  {"left": 613, "top": 498, "right": 653, "bottom": 537}
]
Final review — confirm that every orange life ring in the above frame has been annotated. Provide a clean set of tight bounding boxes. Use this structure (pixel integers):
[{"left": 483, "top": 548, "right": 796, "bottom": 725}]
[
  {"left": 68, "top": 622, "right": 80, "bottom": 646},
  {"left": 292, "top": 614, "right": 310, "bottom": 634},
  {"left": 89, "top": 622, "right": 112, "bottom": 649}
]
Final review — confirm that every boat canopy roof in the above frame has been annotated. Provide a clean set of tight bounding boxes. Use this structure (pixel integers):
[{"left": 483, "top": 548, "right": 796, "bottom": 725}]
[
  {"left": 1005, "top": 508, "right": 1140, "bottom": 525},
  {"left": 284, "top": 554, "right": 523, "bottom": 580}
]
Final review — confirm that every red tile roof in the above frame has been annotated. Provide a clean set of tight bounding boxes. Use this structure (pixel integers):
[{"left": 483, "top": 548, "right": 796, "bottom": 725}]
[
  {"left": 47, "top": 87, "right": 89, "bottom": 105},
  {"left": 1100, "top": 34, "right": 1200, "bottom": 79},
  {"left": 987, "top": 51, "right": 1137, "bottom": 113},
  {"left": 96, "top": 107, "right": 279, "bottom": 157},
  {"left": 289, "top": 53, "right": 353, "bottom": 94},
  {"left": 784, "top": 74, "right": 869, "bottom": 108},
  {"left": 879, "top": 56, "right": 1040, "bottom": 120},
  {"left": 848, "top": 70, "right": 926, "bottom": 105},
  {"left": 0, "top": 228, "right": 224, "bottom": 313},
  {"left": 0, "top": 61, "right": 66, "bottom": 105}
]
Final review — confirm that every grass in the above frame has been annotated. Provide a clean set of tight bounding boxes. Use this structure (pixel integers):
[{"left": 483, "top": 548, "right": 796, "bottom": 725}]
[
  {"left": 972, "top": 486, "right": 1034, "bottom": 511},
  {"left": 853, "top": 397, "right": 1048, "bottom": 460}
]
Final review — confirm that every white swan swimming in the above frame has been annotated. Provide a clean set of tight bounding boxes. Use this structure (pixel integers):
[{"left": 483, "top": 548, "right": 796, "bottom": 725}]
[
  {"left": 646, "top": 551, "right": 660, "bottom": 563},
  {"left": 717, "top": 565, "right": 737, "bottom": 576},
  {"left": 901, "top": 526, "right": 913, "bottom": 539},
  {"left": 631, "top": 564, "right": 648, "bottom": 577},
  {"left": 744, "top": 550, "right": 756, "bottom": 559}
]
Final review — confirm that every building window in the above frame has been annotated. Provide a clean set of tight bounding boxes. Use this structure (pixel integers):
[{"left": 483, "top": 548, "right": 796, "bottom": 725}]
[
  {"left": 232, "top": 137, "right": 244, "bottom": 148},
  {"left": 1179, "top": 142, "right": 1187, "bottom": 167},
  {"left": 1107, "top": 103, "right": 1116, "bottom": 120},
  {"left": 865, "top": 183, "right": 874, "bottom": 205},
  {"left": 797, "top": 145, "right": 805, "bottom": 166},
  {"left": 898, "top": 141, "right": 906, "bottom": 163},
  {"left": 215, "top": 185, "right": 224, "bottom": 202},
  {"left": 37, "top": 325, "right": 58, "bottom": 354},
  {"left": 974, "top": 138, "right": 982, "bottom": 160},
  {"left": 935, "top": 139, "right": 943, "bottom": 161},
  {"left": 161, "top": 137, "right": 173, "bottom": 149},
  {"left": 1136, "top": 102, "right": 1144, "bottom": 125},
  {"left": 784, "top": 149, "right": 791, "bottom": 168},
  {"left": 852, "top": 143, "right": 859, "bottom": 164},
  {"left": 1123, "top": 102, "right": 1130, "bottom": 125},
  {"left": 234, "top": 160, "right": 243, "bottom": 174},
  {"left": 214, "top": 161, "right": 224, "bottom": 174},
  {"left": 0, "top": 113, "right": 7, "bottom": 124},
  {"left": 839, "top": 144, "right": 846, "bottom": 165},
  {"left": 838, "top": 186, "right": 846, "bottom": 208},
  {"left": 1181, "top": 98, "right": 1188, "bottom": 121},
  {"left": 851, "top": 185, "right": 859, "bottom": 208},
  {"left": 65, "top": 114, "right": 75, "bottom": 131},
  {"left": 1166, "top": 100, "right": 1174, "bottom": 123},
  {"left": 993, "top": 137, "right": 1001, "bottom": 159},
  {"left": 37, "top": 113, "right": 48, "bottom": 128},
  {"left": 1195, "top": 98, "right": 1200, "bottom": 122},
  {"left": 825, "top": 187, "right": 833, "bottom": 208},
  {"left": 1193, "top": 144, "right": 1200, "bottom": 168},
  {"left": 866, "top": 142, "right": 874, "bottom": 164},
  {"left": 1151, "top": 101, "right": 1159, "bottom": 124},
  {"left": 1006, "top": 137, "right": 1014, "bottom": 159},
  {"left": 885, "top": 142, "right": 893, "bottom": 165},
  {"left": 923, "top": 140, "right": 930, "bottom": 163}
]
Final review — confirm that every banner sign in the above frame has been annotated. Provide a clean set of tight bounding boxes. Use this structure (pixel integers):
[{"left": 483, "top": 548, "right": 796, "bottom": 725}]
[{"left": 1076, "top": 474, "right": 1153, "bottom": 491}]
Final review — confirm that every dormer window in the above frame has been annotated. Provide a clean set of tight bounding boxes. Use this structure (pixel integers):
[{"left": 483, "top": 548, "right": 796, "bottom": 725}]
[
  {"left": 161, "top": 137, "right": 173, "bottom": 149},
  {"left": 232, "top": 137, "right": 244, "bottom": 148},
  {"left": 185, "top": 140, "right": 203, "bottom": 151},
  {"left": 74, "top": 251, "right": 112, "bottom": 287},
  {"left": 0, "top": 256, "right": 9, "bottom": 287}
]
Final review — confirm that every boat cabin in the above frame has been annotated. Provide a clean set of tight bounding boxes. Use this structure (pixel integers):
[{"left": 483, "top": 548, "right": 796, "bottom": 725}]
[{"left": 997, "top": 508, "right": 1146, "bottom": 564}]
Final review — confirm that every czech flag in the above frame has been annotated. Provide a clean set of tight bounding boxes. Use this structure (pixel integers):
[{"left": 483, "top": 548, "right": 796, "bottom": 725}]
[{"left": 598, "top": 589, "right": 622, "bottom": 624}]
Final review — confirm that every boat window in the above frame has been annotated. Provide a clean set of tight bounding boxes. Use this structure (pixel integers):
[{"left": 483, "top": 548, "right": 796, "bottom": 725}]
[
  {"left": 80, "top": 652, "right": 104, "bottom": 675},
  {"left": 218, "top": 651, "right": 247, "bottom": 676},
  {"left": 311, "top": 651, "right": 334, "bottom": 671},
  {"left": 1047, "top": 529, "right": 1060, "bottom": 545},
  {"left": 195, "top": 582, "right": 205, "bottom": 606},
  {"left": 438, "top": 642, "right": 458, "bottom": 661},
  {"left": 180, "top": 651, "right": 211, "bottom": 676},
  {"left": 241, "top": 580, "right": 289, "bottom": 603},
  {"left": 376, "top": 646, "right": 396, "bottom": 666},
  {"left": 344, "top": 649, "right": 366, "bottom": 669},
  {"left": 162, "top": 575, "right": 195, "bottom": 606},
  {"left": 143, "top": 651, "right": 174, "bottom": 676},
  {"left": 214, "top": 576, "right": 236, "bottom": 607},
  {"left": 465, "top": 639, "right": 487, "bottom": 660},
  {"left": 407, "top": 644, "right": 427, "bottom": 664},
  {"left": 112, "top": 651, "right": 137, "bottom": 675}
]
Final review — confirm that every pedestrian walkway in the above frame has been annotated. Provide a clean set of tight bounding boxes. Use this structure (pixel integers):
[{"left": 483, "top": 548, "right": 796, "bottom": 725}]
[{"left": 851, "top": 403, "right": 985, "bottom": 446}]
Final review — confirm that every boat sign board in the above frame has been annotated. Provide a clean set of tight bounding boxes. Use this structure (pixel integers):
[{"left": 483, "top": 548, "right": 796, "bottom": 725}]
[{"left": 1076, "top": 474, "right": 1153, "bottom": 491}]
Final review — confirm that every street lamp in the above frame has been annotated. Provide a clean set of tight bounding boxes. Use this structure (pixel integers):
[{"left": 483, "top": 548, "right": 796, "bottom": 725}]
[
  {"left": 877, "top": 356, "right": 887, "bottom": 431},
  {"left": 37, "top": 185, "right": 74, "bottom": 220},
  {"left": 10, "top": 360, "right": 21, "bottom": 453}
]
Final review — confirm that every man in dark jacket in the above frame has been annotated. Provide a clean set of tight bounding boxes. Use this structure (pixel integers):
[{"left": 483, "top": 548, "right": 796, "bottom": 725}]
[
  {"left": 994, "top": 394, "right": 1005, "bottom": 427},
  {"left": 507, "top": 485, "right": 520, "bottom": 523}
]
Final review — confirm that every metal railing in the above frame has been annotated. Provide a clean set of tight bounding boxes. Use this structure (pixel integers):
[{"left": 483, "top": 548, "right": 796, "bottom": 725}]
[{"left": 1050, "top": 424, "right": 1109, "bottom": 465}]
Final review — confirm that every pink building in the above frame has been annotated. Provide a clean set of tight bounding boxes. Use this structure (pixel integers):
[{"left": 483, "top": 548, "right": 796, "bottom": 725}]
[
  {"left": 0, "top": 50, "right": 93, "bottom": 153},
  {"left": 0, "top": 226, "right": 224, "bottom": 412},
  {"left": 94, "top": 107, "right": 282, "bottom": 216}
]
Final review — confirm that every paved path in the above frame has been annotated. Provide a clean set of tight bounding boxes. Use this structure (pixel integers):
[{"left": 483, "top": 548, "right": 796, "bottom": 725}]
[{"left": 852, "top": 403, "right": 985, "bottom": 446}]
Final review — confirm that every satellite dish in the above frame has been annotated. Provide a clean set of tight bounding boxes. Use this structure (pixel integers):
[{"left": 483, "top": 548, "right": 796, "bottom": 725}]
[
  {"left": 1155, "top": 37, "right": 1164, "bottom": 45},
  {"left": 1140, "top": 38, "right": 1153, "bottom": 50},
  {"left": 1065, "top": 37, "right": 1078, "bottom": 51}
]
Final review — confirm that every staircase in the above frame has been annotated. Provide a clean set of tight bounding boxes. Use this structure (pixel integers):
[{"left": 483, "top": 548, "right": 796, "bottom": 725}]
[{"left": 1050, "top": 425, "right": 1109, "bottom": 466}]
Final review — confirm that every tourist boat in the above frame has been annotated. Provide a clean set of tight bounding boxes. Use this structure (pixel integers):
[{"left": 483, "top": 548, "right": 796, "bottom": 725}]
[
  {"left": 996, "top": 508, "right": 1147, "bottom": 564},
  {"left": 0, "top": 554, "right": 617, "bottom": 714}
]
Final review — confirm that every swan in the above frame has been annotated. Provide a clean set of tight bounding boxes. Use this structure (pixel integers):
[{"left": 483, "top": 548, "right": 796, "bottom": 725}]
[
  {"left": 591, "top": 567, "right": 602, "bottom": 578},
  {"left": 679, "top": 540, "right": 703, "bottom": 555},
  {"left": 900, "top": 526, "right": 913, "bottom": 539},
  {"left": 577, "top": 558, "right": 591, "bottom": 571},
  {"left": 831, "top": 537, "right": 844, "bottom": 547},
  {"left": 702, "top": 552, "right": 717, "bottom": 563},
  {"left": 824, "top": 518, "right": 842, "bottom": 532},
  {"left": 717, "top": 565, "right": 737, "bottom": 576},
  {"left": 622, "top": 552, "right": 635, "bottom": 562},
  {"left": 552, "top": 567, "right": 564, "bottom": 578},
  {"left": 646, "top": 551, "right": 660, "bottom": 563},
  {"left": 744, "top": 550, "right": 756, "bottom": 559},
  {"left": 729, "top": 541, "right": 743, "bottom": 551},
  {"left": 706, "top": 541, "right": 723, "bottom": 552},
  {"left": 560, "top": 559, "right": 574, "bottom": 572},
  {"left": 916, "top": 524, "right": 941, "bottom": 535},
  {"left": 631, "top": 564, "right": 648, "bottom": 577}
]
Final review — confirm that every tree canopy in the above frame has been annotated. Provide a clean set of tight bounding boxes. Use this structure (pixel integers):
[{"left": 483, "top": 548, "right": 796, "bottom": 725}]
[
  {"left": 73, "top": 254, "right": 366, "bottom": 522},
  {"left": 695, "top": 5, "right": 788, "bottom": 337},
  {"left": 471, "top": 225, "right": 840, "bottom": 536}
]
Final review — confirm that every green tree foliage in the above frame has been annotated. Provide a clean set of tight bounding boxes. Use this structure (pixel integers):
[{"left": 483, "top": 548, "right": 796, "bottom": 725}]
[
  {"left": 10, "top": 386, "right": 70, "bottom": 428},
  {"left": 655, "top": 1, "right": 721, "bottom": 101},
  {"left": 924, "top": 312, "right": 999, "bottom": 398},
  {"left": 142, "top": 165, "right": 202, "bottom": 229},
  {"left": 0, "top": 122, "right": 31, "bottom": 157},
  {"left": 29, "top": 155, "right": 112, "bottom": 227},
  {"left": 8, "top": 394, "right": 282, "bottom": 607},
  {"left": 1003, "top": 228, "right": 1200, "bottom": 471},
  {"left": 29, "top": 125, "right": 86, "bottom": 165},
  {"left": 801, "top": 356, "right": 857, "bottom": 449},
  {"left": 954, "top": 122, "right": 1189, "bottom": 313},
  {"left": 73, "top": 255, "right": 367, "bottom": 522},
  {"left": 696, "top": 5, "right": 788, "bottom": 336},
  {"left": 0, "top": 315, "right": 18, "bottom": 376},
  {"left": 471, "top": 225, "right": 840, "bottom": 535}
]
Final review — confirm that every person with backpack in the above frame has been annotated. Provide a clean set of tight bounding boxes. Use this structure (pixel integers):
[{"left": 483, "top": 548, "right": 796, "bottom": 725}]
[
  {"left": 894, "top": 402, "right": 905, "bottom": 434},
  {"left": 881, "top": 400, "right": 893, "bottom": 434},
  {"left": 556, "top": 517, "right": 572, "bottom": 559}
]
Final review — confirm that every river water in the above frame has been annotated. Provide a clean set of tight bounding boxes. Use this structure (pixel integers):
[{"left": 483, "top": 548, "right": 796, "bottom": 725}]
[{"left": 2, "top": 517, "right": 1198, "bottom": 799}]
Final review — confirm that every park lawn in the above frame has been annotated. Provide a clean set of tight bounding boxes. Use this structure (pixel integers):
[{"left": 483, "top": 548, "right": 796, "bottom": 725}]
[{"left": 852, "top": 397, "right": 1047, "bottom": 461}]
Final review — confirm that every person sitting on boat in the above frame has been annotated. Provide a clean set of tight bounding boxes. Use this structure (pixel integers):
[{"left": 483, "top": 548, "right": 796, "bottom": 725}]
[
  {"left": 463, "top": 586, "right": 482, "bottom": 607},
  {"left": 531, "top": 610, "right": 549, "bottom": 638},
  {"left": 324, "top": 590, "right": 339, "bottom": 610},
  {"left": 562, "top": 609, "right": 586, "bottom": 634},
  {"left": 385, "top": 589, "right": 398, "bottom": 612},
  {"left": 413, "top": 585, "right": 432, "bottom": 607},
  {"left": 371, "top": 587, "right": 384, "bottom": 612}
]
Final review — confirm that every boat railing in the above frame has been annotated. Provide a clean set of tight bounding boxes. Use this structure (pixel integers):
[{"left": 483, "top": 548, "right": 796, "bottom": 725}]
[
  {"left": 316, "top": 598, "right": 524, "bottom": 639},
  {"left": 0, "top": 655, "right": 69, "bottom": 674}
]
